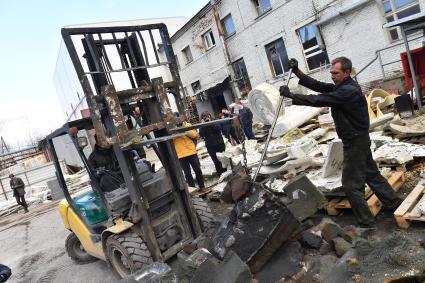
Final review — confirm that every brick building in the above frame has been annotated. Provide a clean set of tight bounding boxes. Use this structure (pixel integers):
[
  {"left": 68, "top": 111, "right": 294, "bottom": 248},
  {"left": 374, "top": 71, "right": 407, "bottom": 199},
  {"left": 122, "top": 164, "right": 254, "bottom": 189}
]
[{"left": 170, "top": 0, "right": 425, "bottom": 117}]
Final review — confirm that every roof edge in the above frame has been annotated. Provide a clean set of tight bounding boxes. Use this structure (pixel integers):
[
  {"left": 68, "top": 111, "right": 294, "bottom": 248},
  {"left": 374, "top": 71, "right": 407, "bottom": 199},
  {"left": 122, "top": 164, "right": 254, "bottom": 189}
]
[{"left": 171, "top": 2, "right": 213, "bottom": 42}]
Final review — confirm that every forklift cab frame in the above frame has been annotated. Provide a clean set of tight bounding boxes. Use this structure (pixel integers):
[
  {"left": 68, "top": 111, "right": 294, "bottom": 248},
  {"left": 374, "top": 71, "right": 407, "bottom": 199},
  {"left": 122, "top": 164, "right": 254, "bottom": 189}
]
[{"left": 51, "top": 23, "right": 234, "bottom": 274}]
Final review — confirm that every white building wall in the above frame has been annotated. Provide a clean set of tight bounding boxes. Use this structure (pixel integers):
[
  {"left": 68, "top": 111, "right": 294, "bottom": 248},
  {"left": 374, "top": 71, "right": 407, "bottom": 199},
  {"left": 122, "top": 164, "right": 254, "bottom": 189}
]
[
  {"left": 173, "top": 7, "right": 230, "bottom": 97},
  {"left": 172, "top": 0, "right": 425, "bottom": 98}
]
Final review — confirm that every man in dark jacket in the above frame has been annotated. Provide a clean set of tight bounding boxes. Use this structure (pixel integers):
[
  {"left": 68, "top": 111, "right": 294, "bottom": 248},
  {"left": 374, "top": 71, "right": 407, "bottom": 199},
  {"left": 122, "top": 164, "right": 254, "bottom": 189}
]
[
  {"left": 199, "top": 111, "right": 226, "bottom": 175},
  {"left": 280, "top": 57, "right": 401, "bottom": 228},
  {"left": 235, "top": 101, "right": 255, "bottom": 140},
  {"left": 88, "top": 135, "right": 122, "bottom": 192},
  {"left": 221, "top": 108, "right": 241, "bottom": 144},
  {"left": 9, "top": 174, "right": 28, "bottom": 213}
]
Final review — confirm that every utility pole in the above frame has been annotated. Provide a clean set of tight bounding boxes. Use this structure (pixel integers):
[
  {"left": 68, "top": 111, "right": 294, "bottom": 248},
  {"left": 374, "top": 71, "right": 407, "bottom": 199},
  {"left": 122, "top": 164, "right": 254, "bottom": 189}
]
[
  {"left": 0, "top": 137, "right": 9, "bottom": 154},
  {"left": 210, "top": 0, "right": 241, "bottom": 101}
]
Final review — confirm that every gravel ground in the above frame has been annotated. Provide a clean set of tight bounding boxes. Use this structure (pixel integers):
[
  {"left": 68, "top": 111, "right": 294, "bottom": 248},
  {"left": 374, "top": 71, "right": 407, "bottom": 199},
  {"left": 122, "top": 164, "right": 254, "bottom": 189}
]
[{"left": 0, "top": 203, "right": 120, "bottom": 283}]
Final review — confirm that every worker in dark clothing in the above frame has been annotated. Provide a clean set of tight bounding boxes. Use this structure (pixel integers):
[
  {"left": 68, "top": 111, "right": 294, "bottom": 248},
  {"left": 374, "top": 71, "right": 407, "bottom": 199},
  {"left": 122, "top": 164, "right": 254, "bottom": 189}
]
[
  {"left": 9, "top": 174, "right": 28, "bottom": 213},
  {"left": 280, "top": 57, "right": 402, "bottom": 228},
  {"left": 221, "top": 108, "right": 241, "bottom": 144},
  {"left": 0, "top": 264, "right": 11, "bottom": 282},
  {"left": 88, "top": 135, "right": 122, "bottom": 192},
  {"left": 199, "top": 111, "right": 226, "bottom": 175},
  {"left": 235, "top": 101, "right": 255, "bottom": 140}
]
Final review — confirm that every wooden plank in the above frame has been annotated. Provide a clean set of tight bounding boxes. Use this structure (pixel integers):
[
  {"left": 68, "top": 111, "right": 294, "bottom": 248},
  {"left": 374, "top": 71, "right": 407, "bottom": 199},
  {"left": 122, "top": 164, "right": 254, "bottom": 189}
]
[
  {"left": 327, "top": 172, "right": 405, "bottom": 216},
  {"left": 394, "top": 183, "right": 425, "bottom": 217},
  {"left": 367, "top": 172, "right": 405, "bottom": 216},
  {"left": 393, "top": 183, "right": 425, "bottom": 229},
  {"left": 335, "top": 198, "right": 351, "bottom": 209},
  {"left": 387, "top": 171, "right": 405, "bottom": 191},
  {"left": 326, "top": 198, "right": 342, "bottom": 216}
]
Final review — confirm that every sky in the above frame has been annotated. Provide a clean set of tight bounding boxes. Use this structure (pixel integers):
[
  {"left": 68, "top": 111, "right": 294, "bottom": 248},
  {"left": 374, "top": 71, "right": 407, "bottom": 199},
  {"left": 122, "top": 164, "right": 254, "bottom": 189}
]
[{"left": 0, "top": 0, "right": 207, "bottom": 150}]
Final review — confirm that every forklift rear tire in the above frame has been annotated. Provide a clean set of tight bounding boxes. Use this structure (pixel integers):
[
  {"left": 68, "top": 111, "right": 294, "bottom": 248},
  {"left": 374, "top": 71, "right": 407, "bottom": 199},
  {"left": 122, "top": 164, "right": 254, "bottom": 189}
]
[
  {"left": 65, "top": 233, "right": 98, "bottom": 264},
  {"left": 105, "top": 231, "right": 153, "bottom": 278},
  {"left": 191, "top": 197, "right": 215, "bottom": 232}
]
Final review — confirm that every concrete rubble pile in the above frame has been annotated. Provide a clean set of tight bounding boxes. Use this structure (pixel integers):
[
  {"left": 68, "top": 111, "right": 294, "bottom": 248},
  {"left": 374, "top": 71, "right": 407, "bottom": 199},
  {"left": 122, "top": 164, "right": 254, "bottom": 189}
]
[
  {"left": 124, "top": 167, "right": 331, "bottom": 283},
  {"left": 194, "top": 84, "right": 425, "bottom": 200},
  {"left": 322, "top": 232, "right": 425, "bottom": 283}
]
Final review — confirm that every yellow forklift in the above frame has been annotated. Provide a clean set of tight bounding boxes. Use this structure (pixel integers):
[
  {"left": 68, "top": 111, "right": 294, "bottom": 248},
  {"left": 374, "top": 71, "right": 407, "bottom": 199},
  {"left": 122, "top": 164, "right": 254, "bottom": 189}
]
[{"left": 48, "top": 24, "right": 232, "bottom": 278}]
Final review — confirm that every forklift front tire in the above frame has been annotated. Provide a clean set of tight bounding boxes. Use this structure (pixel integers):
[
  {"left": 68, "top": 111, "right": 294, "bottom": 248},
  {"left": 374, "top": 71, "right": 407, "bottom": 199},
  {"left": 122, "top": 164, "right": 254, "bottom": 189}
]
[
  {"left": 65, "top": 233, "right": 98, "bottom": 264},
  {"left": 105, "top": 231, "right": 153, "bottom": 278},
  {"left": 191, "top": 196, "right": 215, "bottom": 232}
]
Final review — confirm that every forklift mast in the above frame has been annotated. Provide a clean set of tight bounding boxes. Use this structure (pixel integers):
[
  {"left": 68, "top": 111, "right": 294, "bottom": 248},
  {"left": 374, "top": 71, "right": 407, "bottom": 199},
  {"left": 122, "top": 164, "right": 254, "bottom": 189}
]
[{"left": 60, "top": 24, "right": 202, "bottom": 261}]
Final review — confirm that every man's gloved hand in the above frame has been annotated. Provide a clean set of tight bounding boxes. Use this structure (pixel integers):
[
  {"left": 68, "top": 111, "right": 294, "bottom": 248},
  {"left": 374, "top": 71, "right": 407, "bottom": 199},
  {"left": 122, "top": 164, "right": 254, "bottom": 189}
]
[
  {"left": 288, "top": 58, "right": 298, "bottom": 72},
  {"left": 279, "top": 86, "right": 293, "bottom": 98}
]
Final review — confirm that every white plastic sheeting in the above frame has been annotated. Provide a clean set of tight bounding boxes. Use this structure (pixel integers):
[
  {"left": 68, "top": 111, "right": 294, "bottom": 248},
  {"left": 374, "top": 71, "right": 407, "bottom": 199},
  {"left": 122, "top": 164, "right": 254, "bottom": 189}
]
[{"left": 273, "top": 106, "right": 323, "bottom": 138}]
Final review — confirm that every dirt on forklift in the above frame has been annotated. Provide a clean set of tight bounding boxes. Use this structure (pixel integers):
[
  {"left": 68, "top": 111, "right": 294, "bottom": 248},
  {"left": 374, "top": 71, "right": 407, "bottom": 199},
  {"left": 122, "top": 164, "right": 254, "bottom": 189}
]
[{"left": 47, "top": 24, "right": 232, "bottom": 278}]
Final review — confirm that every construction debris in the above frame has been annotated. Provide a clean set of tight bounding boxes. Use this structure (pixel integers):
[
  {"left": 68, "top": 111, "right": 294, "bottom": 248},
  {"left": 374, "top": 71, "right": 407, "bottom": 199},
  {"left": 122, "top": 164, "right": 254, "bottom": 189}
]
[{"left": 211, "top": 183, "right": 300, "bottom": 272}]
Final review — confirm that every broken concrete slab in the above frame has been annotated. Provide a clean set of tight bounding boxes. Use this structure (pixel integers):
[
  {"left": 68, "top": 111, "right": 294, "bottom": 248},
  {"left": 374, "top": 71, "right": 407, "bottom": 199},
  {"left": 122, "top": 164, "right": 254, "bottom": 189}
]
[
  {"left": 259, "top": 157, "right": 317, "bottom": 178},
  {"left": 322, "top": 140, "right": 343, "bottom": 178},
  {"left": 389, "top": 121, "right": 425, "bottom": 137},
  {"left": 190, "top": 251, "right": 252, "bottom": 283},
  {"left": 307, "top": 169, "right": 342, "bottom": 193},
  {"left": 373, "top": 142, "right": 415, "bottom": 164},
  {"left": 254, "top": 241, "right": 304, "bottom": 283},
  {"left": 211, "top": 183, "right": 300, "bottom": 273},
  {"left": 266, "top": 178, "right": 288, "bottom": 194},
  {"left": 373, "top": 141, "right": 425, "bottom": 164},
  {"left": 177, "top": 248, "right": 214, "bottom": 281},
  {"left": 284, "top": 175, "right": 327, "bottom": 222},
  {"left": 318, "top": 112, "right": 334, "bottom": 128}
]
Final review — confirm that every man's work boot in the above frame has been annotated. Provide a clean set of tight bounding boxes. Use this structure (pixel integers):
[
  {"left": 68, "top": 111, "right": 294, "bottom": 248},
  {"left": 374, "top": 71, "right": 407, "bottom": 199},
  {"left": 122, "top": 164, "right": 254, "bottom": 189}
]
[{"left": 24, "top": 207, "right": 29, "bottom": 213}]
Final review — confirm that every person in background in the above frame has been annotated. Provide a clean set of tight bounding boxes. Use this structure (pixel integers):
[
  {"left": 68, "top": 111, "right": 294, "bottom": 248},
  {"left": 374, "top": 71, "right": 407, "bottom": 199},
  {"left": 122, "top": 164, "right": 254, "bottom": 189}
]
[
  {"left": 173, "top": 121, "right": 207, "bottom": 194},
  {"left": 199, "top": 111, "right": 226, "bottom": 175},
  {"left": 9, "top": 174, "right": 28, "bottom": 213},
  {"left": 218, "top": 112, "right": 233, "bottom": 144},
  {"left": 236, "top": 101, "right": 255, "bottom": 140},
  {"left": 222, "top": 107, "right": 241, "bottom": 144}
]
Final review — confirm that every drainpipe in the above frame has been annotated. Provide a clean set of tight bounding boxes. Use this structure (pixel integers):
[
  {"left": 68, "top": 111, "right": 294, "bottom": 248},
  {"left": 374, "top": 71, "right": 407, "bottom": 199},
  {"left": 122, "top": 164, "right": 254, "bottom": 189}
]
[
  {"left": 211, "top": 0, "right": 241, "bottom": 100},
  {"left": 313, "top": 0, "right": 372, "bottom": 50}
]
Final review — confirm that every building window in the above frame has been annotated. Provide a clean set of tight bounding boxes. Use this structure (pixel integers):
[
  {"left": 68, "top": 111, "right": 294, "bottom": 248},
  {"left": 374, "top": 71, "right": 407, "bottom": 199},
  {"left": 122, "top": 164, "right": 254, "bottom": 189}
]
[
  {"left": 253, "top": 0, "right": 272, "bottom": 16},
  {"left": 191, "top": 81, "right": 202, "bottom": 94},
  {"left": 221, "top": 14, "right": 236, "bottom": 37},
  {"left": 233, "top": 58, "right": 252, "bottom": 95},
  {"left": 265, "top": 38, "right": 289, "bottom": 77},
  {"left": 382, "top": 0, "right": 421, "bottom": 41},
  {"left": 203, "top": 30, "right": 216, "bottom": 50},
  {"left": 297, "top": 24, "right": 330, "bottom": 71},
  {"left": 182, "top": 46, "right": 193, "bottom": 64}
]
